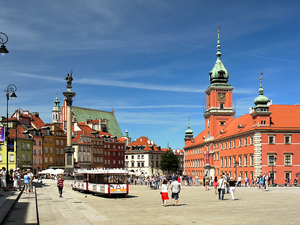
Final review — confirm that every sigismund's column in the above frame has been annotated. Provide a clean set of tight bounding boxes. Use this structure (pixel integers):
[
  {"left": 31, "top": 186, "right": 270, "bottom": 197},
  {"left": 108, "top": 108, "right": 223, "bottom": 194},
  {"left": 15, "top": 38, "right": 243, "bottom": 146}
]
[{"left": 62, "top": 71, "right": 76, "bottom": 173}]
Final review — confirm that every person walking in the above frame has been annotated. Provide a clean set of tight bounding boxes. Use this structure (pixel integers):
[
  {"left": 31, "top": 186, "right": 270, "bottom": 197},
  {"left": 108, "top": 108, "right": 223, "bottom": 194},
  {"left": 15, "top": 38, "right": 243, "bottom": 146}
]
[
  {"left": 205, "top": 174, "right": 209, "bottom": 191},
  {"left": 213, "top": 176, "right": 218, "bottom": 194},
  {"left": 224, "top": 173, "right": 229, "bottom": 193},
  {"left": 228, "top": 177, "right": 237, "bottom": 200},
  {"left": 217, "top": 174, "right": 227, "bottom": 200},
  {"left": 161, "top": 179, "right": 169, "bottom": 207},
  {"left": 57, "top": 175, "right": 64, "bottom": 197},
  {"left": 24, "top": 172, "right": 30, "bottom": 194},
  {"left": 0, "top": 167, "right": 7, "bottom": 191},
  {"left": 170, "top": 176, "right": 181, "bottom": 206},
  {"left": 264, "top": 173, "right": 269, "bottom": 190},
  {"left": 27, "top": 169, "right": 33, "bottom": 192},
  {"left": 16, "top": 168, "right": 21, "bottom": 191},
  {"left": 13, "top": 169, "right": 18, "bottom": 191},
  {"left": 155, "top": 175, "right": 159, "bottom": 189},
  {"left": 244, "top": 176, "right": 248, "bottom": 187},
  {"left": 259, "top": 175, "right": 264, "bottom": 192}
]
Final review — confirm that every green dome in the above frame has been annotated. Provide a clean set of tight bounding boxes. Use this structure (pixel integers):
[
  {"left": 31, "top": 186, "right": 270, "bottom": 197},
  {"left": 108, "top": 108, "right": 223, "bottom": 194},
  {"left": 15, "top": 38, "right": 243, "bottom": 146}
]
[
  {"left": 185, "top": 118, "right": 193, "bottom": 139},
  {"left": 254, "top": 95, "right": 269, "bottom": 105},
  {"left": 52, "top": 96, "right": 61, "bottom": 112},
  {"left": 209, "top": 59, "right": 229, "bottom": 84},
  {"left": 254, "top": 77, "right": 269, "bottom": 106}
]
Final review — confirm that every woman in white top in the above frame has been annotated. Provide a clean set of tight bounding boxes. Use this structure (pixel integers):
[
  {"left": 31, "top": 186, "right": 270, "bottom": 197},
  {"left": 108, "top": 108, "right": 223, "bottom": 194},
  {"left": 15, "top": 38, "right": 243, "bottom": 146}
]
[
  {"left": 161, "top": 179, "right": 169, "bottom": 207},
  {"left": 217, "top": 174, "right": 227, "bottom": 200}
]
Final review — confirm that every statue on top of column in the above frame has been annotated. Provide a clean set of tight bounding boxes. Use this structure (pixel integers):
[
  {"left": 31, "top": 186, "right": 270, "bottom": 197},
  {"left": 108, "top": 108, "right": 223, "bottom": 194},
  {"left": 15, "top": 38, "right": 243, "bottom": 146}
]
[{"left": 65, "top": 70, "right": 73, "bottom": 89}]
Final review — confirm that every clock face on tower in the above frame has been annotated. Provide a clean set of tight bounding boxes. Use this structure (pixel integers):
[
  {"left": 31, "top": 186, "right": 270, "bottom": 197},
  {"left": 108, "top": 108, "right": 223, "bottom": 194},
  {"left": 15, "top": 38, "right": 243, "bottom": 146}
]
[{"left": 218, "top": 93, "right": 226, "bottom": 101}]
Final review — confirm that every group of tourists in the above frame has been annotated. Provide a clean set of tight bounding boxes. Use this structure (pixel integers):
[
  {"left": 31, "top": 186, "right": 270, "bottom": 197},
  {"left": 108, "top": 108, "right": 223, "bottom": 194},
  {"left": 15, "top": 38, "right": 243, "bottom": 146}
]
[
  {"left": 212, "top": 173, "right": 237, "bottom": 200},
  {"left": 0, "top": 167, "right": 34, "bottom": 194}
]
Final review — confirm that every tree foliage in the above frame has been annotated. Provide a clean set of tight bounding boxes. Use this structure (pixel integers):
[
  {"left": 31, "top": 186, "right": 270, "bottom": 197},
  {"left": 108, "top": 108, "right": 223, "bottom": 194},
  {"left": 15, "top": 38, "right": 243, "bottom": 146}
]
[{"left": 160, "top": 149, "right": 179, "bottom": 174}]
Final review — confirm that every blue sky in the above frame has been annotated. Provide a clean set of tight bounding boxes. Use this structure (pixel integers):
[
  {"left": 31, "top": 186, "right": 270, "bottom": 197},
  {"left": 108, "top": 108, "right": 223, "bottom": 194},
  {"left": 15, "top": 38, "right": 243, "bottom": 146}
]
[{"left": 1, "top": 1, "right": 300, "bottom": 149}]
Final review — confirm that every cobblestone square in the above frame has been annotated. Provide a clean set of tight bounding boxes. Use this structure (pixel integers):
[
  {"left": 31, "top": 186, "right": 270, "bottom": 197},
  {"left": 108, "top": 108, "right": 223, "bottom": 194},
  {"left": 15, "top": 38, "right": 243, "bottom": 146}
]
[{"left": 36, "top": 180, "right": 300, "bottom": 225}]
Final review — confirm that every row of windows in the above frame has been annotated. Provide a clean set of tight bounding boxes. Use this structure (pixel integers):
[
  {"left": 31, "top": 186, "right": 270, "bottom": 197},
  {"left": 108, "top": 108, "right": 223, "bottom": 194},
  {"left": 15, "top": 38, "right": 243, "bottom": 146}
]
[
  {"left": 93, "top": 149, "right": 103, "bottom": 154},
  {"left": 44, "top": 156, "right": 64, "bottom": 164},
  {"left": 220, "top": 155, "right": 253, "bottom": 167},
  {"left": 125, "top": 161, "right": 160, "bottom": 168},
  {"left": 125, "top": 154, "right": 160, "bottom": 160},
  {"left": 186, "top": 134, "right": 293, "bottom": 156},
  {"left": 187, "top": 169, "right": 293, "bottom": 181},
  {"left": 45, "top": 147, "right": 65, "bottom": 154},
  {"left": 93, "top": 156, "right": 103, "bottom": 163},
  {"left": 268, "top": 154, "right": 293, "bottom": 166},
  {"left": 78, "top": 156, "right": 91, "bottom": 162},
  {"left": 186, "top": 153, "right": 293, "bottom": 169},
  {"left": 93, "top": 140, "right": 103, "bottom": 145},
  {"left": 126, "top": 161, "right": 145, "bottom": 168},
  {"left": 268, "top": 135, "right": 291, "bottom": 144},
  {"left": 104, "top": 144, "right": 124, "bottom": 149},
  {"left": 0, "top": 154, "right": 30, "bottom": 162},
  {"left": 104, "top": 159, "right": 123, "bottom": 165},
  {"left": 33, "top": 140, "right": 42, "bottom": 146},
  {"left": 104, "top": 151, "right": 124, "bottom": 156},
  {"left": 0, "top": 144, "right": 31, "bottom": 151},
  {"left": 21, "top": 143, "right": 31, "bottom": 150},
  {"left": 78, "top": 146, "right": 91, "bottom": 152}
]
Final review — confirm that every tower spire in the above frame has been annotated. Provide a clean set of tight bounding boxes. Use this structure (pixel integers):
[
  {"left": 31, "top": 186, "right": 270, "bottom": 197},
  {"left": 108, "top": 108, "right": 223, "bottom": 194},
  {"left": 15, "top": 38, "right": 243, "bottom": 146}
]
[
  {"left": 185, "top": 117, "right": 193, "bottom": 140},
  {"left": 216, "top": 26, "right": 222, "bottom": 59},
  {"left": 208, "top": 26, "right": 230, "bottom": 85},
  {"left": 253, "top": 72, "right": 270, "bottom": 113},
  {"left": 259, "top": 72, "right": 264, "bottom": 95}
]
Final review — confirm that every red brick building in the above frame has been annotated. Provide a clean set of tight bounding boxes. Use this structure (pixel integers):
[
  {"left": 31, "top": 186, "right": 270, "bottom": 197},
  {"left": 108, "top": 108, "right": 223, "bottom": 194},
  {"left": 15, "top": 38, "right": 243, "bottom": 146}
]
[{"left": 184, "top": 30, "right": 300, "bottom": 185}]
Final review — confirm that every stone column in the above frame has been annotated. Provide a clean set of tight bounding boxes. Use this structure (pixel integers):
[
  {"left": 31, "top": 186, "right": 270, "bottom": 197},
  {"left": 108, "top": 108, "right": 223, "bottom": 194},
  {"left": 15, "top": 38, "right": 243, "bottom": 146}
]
[{"left": 62, "top": 71, "right": 76, "bottom": 173}]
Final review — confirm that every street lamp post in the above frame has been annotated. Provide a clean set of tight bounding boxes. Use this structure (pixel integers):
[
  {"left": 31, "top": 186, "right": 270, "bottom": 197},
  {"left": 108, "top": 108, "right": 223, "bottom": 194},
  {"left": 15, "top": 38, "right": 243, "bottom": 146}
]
[
  {"left": 0, "top": 32, "right": 9, "bottom": 56},
  {"left": 4, "top": 84, "right": 17, "bottom": 184},
  {"left": 271, "top": 156, "right": 277, "bottom": 185},
  {"left": 234, "top": 160, "right": 239, "bottom": 180}
]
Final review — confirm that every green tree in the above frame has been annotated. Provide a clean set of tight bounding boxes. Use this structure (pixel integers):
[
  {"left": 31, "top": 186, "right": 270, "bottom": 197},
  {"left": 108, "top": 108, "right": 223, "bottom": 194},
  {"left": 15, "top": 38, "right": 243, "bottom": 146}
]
[{"left": 160, "top": 149, "right": 179, "bottom": 174}]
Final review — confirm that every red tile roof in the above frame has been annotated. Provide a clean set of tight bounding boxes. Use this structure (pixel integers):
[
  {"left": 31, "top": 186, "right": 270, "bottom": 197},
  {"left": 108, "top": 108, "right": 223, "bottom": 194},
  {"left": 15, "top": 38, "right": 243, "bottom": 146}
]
[
  {"left": 185, "top": 104, "right": 300, "bottom": 148},
  {"left": 127, "top": 136, "right": 161, "bottom": 152},
  {"left": 8, "top": 126, "right": 26, "bottom": 139}
]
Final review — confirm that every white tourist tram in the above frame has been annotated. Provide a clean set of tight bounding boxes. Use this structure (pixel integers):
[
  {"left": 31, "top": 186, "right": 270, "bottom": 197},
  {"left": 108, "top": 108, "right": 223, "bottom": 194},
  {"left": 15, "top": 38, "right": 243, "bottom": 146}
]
[{"left": 72, "top": 168, "right": 129, "bottom": 196}]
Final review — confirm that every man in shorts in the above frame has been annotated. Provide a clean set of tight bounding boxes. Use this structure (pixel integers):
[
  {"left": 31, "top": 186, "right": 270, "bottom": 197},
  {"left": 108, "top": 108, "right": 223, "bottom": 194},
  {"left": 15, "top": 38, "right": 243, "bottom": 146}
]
[{"left": 171, "top": 176, "right": 181, "bottom": 206}]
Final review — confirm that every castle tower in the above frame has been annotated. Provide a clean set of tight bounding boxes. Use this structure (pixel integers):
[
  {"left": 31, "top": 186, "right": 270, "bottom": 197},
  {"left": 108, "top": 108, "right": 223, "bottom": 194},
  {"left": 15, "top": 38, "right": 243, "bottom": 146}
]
[
  {"left": 204, "top": 27, "right": 235, "bottom": 139},
  {"left": 52, "top": 93, "right": 61, "bottom": 123},
  {"left": 184, "top": 118, "right": 194, "bottom": 146}
]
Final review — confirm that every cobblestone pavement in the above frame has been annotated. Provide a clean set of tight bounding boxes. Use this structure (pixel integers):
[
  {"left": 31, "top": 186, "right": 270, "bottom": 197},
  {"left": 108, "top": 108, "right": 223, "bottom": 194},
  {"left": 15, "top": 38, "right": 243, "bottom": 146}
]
[{"left": 34, "top": 180, "right": 300, "bottom": 225}]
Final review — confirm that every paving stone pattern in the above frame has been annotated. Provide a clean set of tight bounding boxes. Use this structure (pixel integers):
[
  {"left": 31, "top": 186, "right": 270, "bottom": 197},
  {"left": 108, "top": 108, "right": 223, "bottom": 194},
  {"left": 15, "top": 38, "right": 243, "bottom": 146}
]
[{"left": 33, "top": 180, "right": 300, "bottom": 225}]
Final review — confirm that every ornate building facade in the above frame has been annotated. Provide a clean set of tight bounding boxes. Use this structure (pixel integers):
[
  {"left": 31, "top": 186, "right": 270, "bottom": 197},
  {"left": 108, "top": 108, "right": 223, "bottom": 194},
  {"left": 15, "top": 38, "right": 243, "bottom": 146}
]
[{"left": 184, "top": 29, "right": 300, "bottom": 185}]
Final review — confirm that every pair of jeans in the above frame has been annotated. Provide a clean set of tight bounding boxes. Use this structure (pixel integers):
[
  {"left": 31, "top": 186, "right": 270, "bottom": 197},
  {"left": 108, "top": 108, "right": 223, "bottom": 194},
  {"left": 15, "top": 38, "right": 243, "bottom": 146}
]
[
  {"left": 218, "top": 188, "right": 225, "bottom": 200},
  {"left": 58, "top": 186, "right": 63, "bottom": 195}
]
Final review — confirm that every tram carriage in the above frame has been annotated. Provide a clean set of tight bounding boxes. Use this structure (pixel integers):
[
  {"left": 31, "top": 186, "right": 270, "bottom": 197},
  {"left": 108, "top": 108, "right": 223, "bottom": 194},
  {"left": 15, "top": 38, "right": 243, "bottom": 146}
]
[{"left": 72, "top": 168, "right": 129, "bottom": 196}]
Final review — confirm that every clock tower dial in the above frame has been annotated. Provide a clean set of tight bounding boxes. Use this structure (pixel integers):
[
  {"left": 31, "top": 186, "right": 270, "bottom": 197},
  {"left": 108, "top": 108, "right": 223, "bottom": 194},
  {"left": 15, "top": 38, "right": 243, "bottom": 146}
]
[{"left": 218, "top": 93, "right": 226, "bottom": 101}]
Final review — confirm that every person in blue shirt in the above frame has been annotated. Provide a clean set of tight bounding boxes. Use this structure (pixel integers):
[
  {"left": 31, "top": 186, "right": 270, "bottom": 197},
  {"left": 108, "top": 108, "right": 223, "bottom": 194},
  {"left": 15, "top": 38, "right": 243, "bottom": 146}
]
[{"left": 24, "top": 171, "right": 30, "bottom": 194}]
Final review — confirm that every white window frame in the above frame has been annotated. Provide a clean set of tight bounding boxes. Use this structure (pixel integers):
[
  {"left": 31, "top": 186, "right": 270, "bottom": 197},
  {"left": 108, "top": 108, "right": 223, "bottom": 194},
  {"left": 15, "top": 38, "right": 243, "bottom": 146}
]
[
  {"left": 284, "top": 154, "right": 292, "bottom": 166},
  {"left": 284, "top": 135, "right": 291, "bottom": 144},
  {"left": 268, "top": 135, "right": 275, "bottom": 144}
]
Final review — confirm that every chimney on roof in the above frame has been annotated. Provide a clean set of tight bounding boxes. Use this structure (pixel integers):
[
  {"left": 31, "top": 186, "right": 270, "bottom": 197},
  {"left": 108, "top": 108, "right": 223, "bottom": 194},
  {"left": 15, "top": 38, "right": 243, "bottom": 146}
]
[{"left": 32, "top": 112, "right": 39, "bottom": 117}]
